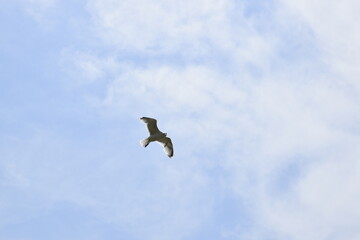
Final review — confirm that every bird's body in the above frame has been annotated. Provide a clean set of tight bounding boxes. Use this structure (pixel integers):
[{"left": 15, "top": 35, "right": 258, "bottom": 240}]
[{"left": 140, "top": 117, "right": 174, "bottom": 158}]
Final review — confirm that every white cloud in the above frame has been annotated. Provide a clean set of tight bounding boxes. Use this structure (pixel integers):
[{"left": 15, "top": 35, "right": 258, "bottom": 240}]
[
  {"left": 253, "top": 143, "right": 360, "bottom": 240},
  {"left": 222, "top": 1, "right": 360, "bottom": 239},
  {"left": 4, "top": 0, "right": 359, "bottom": 239},
  {"left": 94, "top": 55, "right": 360, "bottom": 239},
  {"left": 86, "top": 0, "right": 233, "bottom": 54},
  {"left": 279, "top": 0, "right": 360, "bottom": 90},
  {"left": 60, "top": 49, "right": 121, "bottom": 86}
]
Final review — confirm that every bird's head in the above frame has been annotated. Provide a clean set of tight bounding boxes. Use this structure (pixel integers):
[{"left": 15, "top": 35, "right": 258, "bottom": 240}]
[{"left": 164, "top": 133, "right": 167, "bottom": 136}]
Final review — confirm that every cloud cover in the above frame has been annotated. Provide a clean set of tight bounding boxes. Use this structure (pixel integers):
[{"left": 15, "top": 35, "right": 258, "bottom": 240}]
[{"left": 1, "top": 0, "right": 360, "bottom": 239}]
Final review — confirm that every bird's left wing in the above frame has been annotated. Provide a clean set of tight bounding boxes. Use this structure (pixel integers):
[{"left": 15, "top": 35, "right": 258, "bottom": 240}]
[{"left": 157, "top": 137, "right": 174, "bottom": 158}]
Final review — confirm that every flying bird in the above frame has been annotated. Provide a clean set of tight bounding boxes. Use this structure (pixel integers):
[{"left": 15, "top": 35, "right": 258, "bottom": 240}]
[{"left": 140, "top": 117, "right": 174, "bottom": 158}]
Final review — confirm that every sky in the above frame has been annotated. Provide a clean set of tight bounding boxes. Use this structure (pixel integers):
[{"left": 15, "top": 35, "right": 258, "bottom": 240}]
[{"left": 1, "top": 0, "right": 360, "bottom": 239}]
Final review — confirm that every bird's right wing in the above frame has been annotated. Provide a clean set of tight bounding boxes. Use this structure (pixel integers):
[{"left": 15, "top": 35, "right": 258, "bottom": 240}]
[
  {"left": 140, "top": 117, "right": 161, "bottom": 135},
  {"left": 157, "top": 137, "right": 174, "bottom": 158}
]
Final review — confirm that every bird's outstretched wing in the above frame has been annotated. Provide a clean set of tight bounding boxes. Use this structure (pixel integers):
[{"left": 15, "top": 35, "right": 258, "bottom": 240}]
[
  {"left": 140, "top": 117, "right": 161, "bottom": 135},
  {"left": 157, "top": 137, "right": 174, "bottom": 158}
]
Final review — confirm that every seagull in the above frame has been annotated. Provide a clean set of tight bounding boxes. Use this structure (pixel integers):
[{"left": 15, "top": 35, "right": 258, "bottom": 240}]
[{"left": 140, "top": 117, "right": 174, "bottom": 158}]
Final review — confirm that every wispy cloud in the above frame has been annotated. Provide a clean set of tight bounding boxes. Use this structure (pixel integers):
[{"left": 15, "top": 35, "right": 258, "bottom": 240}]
[
  {"left": 1, "top": 0, "right": 360, "bottom": 239},
  {"left": 79, "top": 0, "right": 360, "bottom": 239},
  {"left": 22, "top": 0, "right": 58, "bottom": 27},
  {"left": 86, "top": 0, "right": 232, "bottom": 54}
]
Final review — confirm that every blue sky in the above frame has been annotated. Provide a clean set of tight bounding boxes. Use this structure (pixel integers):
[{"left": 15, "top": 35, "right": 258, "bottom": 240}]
[{"left": 1, "top": 0, "right": 360, "bottom": 239}]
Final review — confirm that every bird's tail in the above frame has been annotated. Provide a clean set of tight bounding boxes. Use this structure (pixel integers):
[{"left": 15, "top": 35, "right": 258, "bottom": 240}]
[{"left": 140, "top": 138, "right": 150, "bottom": 147}]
